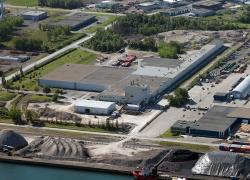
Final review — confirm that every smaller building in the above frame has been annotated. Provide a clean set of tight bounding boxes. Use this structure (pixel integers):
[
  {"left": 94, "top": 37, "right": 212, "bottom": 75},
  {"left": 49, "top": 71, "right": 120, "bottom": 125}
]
[
  {"left": 22, "top": 11, "right": 47, "bottom": 21},
  {"left": 190, "top": 8, "right": 216, "bottom": 17},
  {"left": 137, "top": 2, "right": 160, "bottom": 12},
  {"left": 160, "top": 5, "right": 193, "bottom": 16},
  {"left": 171, "top": 106, "right": 241, "bottom": 139},
  {"left": 96, "top": 0, "right": 120, "bottom": 9},
  {"left": 213, "top": 92, "right": 228, "bottom": 102},
  {"left": 231, "top": 75, "right": 250, "bottom": 99},
  {"left": 74, "top": 100, "right": 116, "bottom": 115}
]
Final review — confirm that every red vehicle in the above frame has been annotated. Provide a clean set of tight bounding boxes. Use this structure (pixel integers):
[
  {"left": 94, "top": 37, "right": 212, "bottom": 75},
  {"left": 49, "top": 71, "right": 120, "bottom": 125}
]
[
  {"left": 219, "top": 143, "right": 250, "bottom": 153},
  {"left": 132, "top": 170, "right": 157, "bottom": 180}
]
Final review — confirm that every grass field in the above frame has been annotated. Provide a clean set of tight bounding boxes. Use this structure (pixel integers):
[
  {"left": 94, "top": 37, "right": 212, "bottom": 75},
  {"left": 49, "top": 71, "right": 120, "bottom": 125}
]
[
  {"left": 160, "top": 129, "right": 180, "bottom": 138},
  {"left": 0, "top": 91, "right": 16, "bottom": 101},
  {"left": 6, "top": 0, "right": 37, "bottom": 6},
  {"left": 11, "top": 49, "right": 97, "bottom": 91},
  {"left": 30, "top": 95, "right": 52, "bottom": 102}
]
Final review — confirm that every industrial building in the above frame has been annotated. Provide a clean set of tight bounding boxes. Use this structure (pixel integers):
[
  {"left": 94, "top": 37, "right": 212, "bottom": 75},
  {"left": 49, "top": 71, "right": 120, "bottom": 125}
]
[
  {"left": 74, "top": 100, "right": 116, "bottom": 115},
  {"left": 50, "top": 13, "right": 96, "bottom": 30},
  {"left": 231, "top": 75, "right": 250, "bottom": 99},
  {"left": 171, "top": 105, "right": 250, "bottom": 139},
  {"left": 96, "top": 0, "right": 120, "bottom": 9},
  {"left": 160, "top": 5, "right": 193, "bottom": 16},
  {"left": 0, "top": 55, "right": 30, "bottom": 62},
  {"left": 22, "top": 11, "right": 47, "bottom": 21},
  {"left": 193, "top": 0, "right": 225, "bottom": 10},
  {"left": 39, "top": 40, "right": 224, "bottom": 106},
  {"left": 137, "top": 2, "right": 160, "bottom": 12}
]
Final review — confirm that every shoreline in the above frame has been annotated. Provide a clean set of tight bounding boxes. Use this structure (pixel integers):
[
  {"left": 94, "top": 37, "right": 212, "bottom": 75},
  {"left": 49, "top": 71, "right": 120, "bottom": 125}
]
[{"left": 0, "top": 155, "right": 133, "bottom": 176}]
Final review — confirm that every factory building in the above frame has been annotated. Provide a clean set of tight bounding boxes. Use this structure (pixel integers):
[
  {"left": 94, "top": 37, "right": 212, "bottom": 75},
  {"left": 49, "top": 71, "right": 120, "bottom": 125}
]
[
  {"left": 74, "top": 100, "right": 116, "bottom": 115},
  {"left": 231, "top": 75, "right": 250, "bottom": 99},
  {"left": 171, "top": 106, "right": 250, "bottom": 139},
  {"left": 22, "top": 11, "right": 47, "bottom": 21},
  {"left": 39, "top": 40, "right": 224, "bottom": 106}
]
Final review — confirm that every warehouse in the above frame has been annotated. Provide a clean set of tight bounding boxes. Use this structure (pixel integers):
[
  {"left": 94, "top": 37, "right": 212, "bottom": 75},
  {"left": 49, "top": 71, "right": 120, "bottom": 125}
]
[
  {"left": 22, "top": 11, "right": 47, "bottom": 21},
  {"left": 171, "top": 106, "right": 250, "bottom": 139},
  {"left": 74, "top": 100, "right": 116, "bottom": 115},
  {"left": 231, "top": 75, "right": 250, "bottom": 99},
  {"left": 51, "top": 13, "right": 96, "bottom": 30},
  {"left": 39, "top": 40, "right": 224, "bottom": 105},
  {"left": 39, "top": 64, "right": 134, "bottom": 92}
]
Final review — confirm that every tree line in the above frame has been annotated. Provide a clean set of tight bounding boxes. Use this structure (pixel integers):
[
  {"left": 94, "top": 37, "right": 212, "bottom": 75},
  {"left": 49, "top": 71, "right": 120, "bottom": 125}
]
[
  {"left": 129, "top": 37, "right": 182, "bottom": 58},
  {"left": 112, "top": 13, "right": 240, "bottom": 36},
  {"left": 38, "top": 0, "right": 83, "bottom": 9},
  {"left": 0, "top": 16, "right": 23, "bottom": 41},
  {"left": 85, "top": 29, "right": 125, "bottom": 52}
]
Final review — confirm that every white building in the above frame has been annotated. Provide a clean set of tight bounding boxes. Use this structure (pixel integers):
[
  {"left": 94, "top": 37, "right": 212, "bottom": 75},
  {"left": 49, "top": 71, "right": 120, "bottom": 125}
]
[
  {"left": 231, "top": 76, "right": 250, "bottom": 99},
  {"left": 74, "top": 100, "right": 116, "bottom": 115}
]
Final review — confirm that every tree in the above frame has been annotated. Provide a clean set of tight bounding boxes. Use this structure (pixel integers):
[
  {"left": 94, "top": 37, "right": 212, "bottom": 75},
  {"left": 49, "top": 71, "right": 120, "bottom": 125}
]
[
  {"left": 20, "top": 66, "right": 24, "bottom": 77},
  {"left": 9, "top": 108, "right": 22, "bottom": 124},
  {"left": 85, "top": 29, "right": 126, "bottom": 53},
  {"left": 168, "top": 88, "right": 189, "bottom": 107},
  {"left": 52, "top": 93, "right": 59, "bottom": 102},
  {"left": 43, "top": 86, "right": 51, "bottom": 94},
  {"left": 158, "top": 41, "right": 182, "bottom": 59},
  {"left": 25, "top": 110, "right": 38, "bottom": 125},
  {"left": 1, "top": 73, "right": 6, "bottom": 88}
]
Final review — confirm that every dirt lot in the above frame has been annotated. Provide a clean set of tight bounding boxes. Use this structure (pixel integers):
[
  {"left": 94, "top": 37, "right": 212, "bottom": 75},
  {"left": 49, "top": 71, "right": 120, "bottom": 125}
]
[{"left": 158, "top": 30, "right": 248, "bottom": 50}]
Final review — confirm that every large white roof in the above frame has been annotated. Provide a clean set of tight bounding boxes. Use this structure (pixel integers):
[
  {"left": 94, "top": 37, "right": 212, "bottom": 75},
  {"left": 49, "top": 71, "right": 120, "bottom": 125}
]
[
  {"left": 74, "top": 100, "right": 115, "bottom": 109},
  {"left": 232, "top": 75, "right": 250, "bottom": 98}
]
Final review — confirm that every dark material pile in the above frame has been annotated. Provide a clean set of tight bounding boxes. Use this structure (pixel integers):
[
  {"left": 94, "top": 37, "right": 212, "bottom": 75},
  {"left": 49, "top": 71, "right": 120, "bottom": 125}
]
[
  {"left": 18, "top": 136, "right": 89, "bottom": 161},
  {"left": 0, "top": 129, "right": 28, "bottom": 150},
  {"left": 192, "top": 151, "right": 250, "bottom": 179}
]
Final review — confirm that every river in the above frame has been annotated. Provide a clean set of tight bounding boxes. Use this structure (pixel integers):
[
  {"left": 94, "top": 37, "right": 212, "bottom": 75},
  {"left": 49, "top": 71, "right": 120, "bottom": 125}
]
[{"left": 0, "top": 162, "right": 133, "bottom": 180}]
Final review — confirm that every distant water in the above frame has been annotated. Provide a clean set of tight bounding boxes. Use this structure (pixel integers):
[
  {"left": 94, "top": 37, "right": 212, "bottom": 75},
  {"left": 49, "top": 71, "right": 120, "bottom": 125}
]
[{"left": 0, "top": 162, "right": 133, "bottom": 180}]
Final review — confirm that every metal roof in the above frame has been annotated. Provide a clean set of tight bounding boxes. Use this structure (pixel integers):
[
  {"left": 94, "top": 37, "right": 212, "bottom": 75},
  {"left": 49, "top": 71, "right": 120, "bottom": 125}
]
[
  {"left": 74, "top": 100, "right": 115, "bottom": 109},
  {"left": 22, "top": 11, "right": 46, "bottom": 16},
  {"left": 190, "top": 106, "right": 237, "bottom": 132},
  {"left": 232, "top": 75, "right": 250, "bottom": 98}
]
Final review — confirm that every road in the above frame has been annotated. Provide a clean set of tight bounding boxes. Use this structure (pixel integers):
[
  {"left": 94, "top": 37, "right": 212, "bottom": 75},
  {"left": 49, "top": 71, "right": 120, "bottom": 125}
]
[{"left": 5, "top": 4, "right": 125, "bottom": 16}]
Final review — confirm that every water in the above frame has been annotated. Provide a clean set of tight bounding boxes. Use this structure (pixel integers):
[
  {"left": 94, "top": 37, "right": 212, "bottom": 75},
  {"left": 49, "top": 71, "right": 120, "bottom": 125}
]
[{"left": 0, "top": 162, "right": 133, "bottom": 180}]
